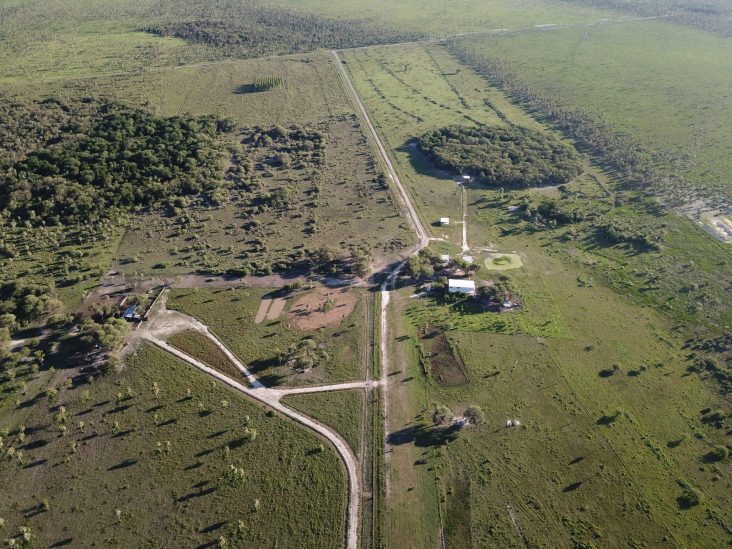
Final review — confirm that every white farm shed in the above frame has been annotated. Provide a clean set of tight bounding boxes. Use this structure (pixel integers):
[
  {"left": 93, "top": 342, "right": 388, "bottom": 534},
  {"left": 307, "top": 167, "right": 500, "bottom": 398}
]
[
  {"left": 448, "top": 279, "right": 476, "bottom": 295},
  {"left": 440, "top": 217, "right": 450, "bottom": 226}
]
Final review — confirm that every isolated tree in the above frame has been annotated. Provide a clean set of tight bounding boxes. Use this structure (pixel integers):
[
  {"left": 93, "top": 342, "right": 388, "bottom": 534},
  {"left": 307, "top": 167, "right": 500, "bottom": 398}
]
[
  {"left": 432, "top": 405, "right": 453, "bottom": 426},
  {"left": 464, "top": 405, "right": 485, "bottom": 425}
]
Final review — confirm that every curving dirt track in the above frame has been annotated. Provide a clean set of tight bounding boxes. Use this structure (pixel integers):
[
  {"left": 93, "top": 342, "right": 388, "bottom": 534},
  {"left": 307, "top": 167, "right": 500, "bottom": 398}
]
[{"left": 136, "top": 304, "right": 374, "bottom": 549}]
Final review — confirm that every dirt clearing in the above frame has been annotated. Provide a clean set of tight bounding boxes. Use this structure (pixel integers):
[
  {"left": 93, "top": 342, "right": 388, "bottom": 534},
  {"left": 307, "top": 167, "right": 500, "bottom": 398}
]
[
  {"left": 267, "top": 298, "right": 287, "bottom": 321},
  {"left": 418, "top": 326, "right": 469, "bottom": 386},
  {"left": 254, "top": 298, "right": 272, "bottom": 324},
  {"left": 287, "top": 287, "right": 357, "bottom": 330}
]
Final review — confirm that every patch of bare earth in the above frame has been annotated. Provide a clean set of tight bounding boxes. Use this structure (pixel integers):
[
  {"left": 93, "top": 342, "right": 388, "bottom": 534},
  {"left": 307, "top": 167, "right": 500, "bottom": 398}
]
[{"left": 287, "top": 287, "right": 357, "bottom": 330}]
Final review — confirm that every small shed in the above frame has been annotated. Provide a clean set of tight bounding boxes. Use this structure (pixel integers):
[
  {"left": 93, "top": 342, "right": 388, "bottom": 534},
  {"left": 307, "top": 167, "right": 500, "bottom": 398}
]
[
  {"left": 462, "top": 175, "right": 472, "bottom": 182},
  {"left": 448, "top": 279, "right": 476, "bottom": 295},
  {"left": 122, "top": 305, "right": 138, "bottom": 321},
  {"left": 440, "top": 217, "right": 450, "bottom": 226},
  {"left": 439, "top": 254, "right": 451, "bottom": 264},
  {"left": 462, "top": 255, "right": 474, "bottom": 264}
]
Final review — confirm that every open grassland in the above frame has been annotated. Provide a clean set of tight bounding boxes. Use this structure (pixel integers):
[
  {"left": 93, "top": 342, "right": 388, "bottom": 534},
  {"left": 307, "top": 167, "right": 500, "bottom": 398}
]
[
  {"left": 392, "top": 267, "right": 731, "bottom": 546},
  {"left": 167, "top": 330, "right": 243, "bottom": 381},
  {"left": 345, "top": 42, "right": 731, "bottom": 545},
  {"left": 283, "top": 389, "right": 364, "bottom": 457},
  {"left": 0, "top": 343, "right": 346, "bottom": 548},
  {"left": 344, "top": 40, "right": 731, "bottom": 335},
  {"left": 0, "top": 0, "right": 619, "bottom": 82},
  {"left": 453, "top": 21, "right": 732, "bottom": 205},
  {"left": 89, "top": 52, "right": 354, "bottom": 125},
  {"left": 270, "top": 0, "right": 617, "bottom": 35},
  {"left": 167, "top": 286, "right": 367, "bottom": 386}
]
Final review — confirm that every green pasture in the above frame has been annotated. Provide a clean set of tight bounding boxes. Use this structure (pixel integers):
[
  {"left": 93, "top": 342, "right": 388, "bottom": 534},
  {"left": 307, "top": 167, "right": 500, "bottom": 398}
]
[
  {"left": 345, "top": 40, "right": 730, "bottom": 546},
  {"left": 167, "top": 287, "right": 367, "bottom": 386},
  {"left": 0, "top": 343, "right": 346, "bottom": 547},
  {"left": 455, "top": 20, "right": 732, "bottom": 203},
  {"left": 283, "top": 389, "right": 365, "bottom": 457}
]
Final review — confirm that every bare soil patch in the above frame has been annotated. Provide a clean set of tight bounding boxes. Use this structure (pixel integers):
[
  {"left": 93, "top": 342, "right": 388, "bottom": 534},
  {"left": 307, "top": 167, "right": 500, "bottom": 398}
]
[
  {"left": 418, "top": 326, "right": 468, "bottom": 386},
  {"left": 254, "top": 298, "right": 272, "bottom": 324},
  {"left": 287, "top": 287, "right": 357, "bottom": 330},
  {"left": 266, "top": 298, "right": 287, "bottom": 321}
]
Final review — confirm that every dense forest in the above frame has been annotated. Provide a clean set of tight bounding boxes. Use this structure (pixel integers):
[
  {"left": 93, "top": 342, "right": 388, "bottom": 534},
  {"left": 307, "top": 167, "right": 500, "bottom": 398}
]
[
  {"left": 0, "top": 98, "right": 231, "bottom": 227},
  {"left": 418, "top": 125, "right": 583, "bottom": 188},
  {"left": 144, "top": 8, "right": 427, "bottom": 57}
]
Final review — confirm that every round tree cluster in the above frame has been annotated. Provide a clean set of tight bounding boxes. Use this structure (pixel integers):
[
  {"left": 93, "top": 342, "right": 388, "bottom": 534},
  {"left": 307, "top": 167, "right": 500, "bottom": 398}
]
[{"left": 418, "top": 124, "right": 583, "bottom": 188}]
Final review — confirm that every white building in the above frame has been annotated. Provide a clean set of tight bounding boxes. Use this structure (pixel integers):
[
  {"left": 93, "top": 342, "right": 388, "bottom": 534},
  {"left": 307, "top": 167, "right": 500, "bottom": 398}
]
[
  {"left": 462, "top": 255, "right": 474, "bottom": 264},
  {"left": 448, "top": 279, "right": 475, "bottom": 295},
  {"left": 439, "top": 254, "right": 451, "bottom": 264},
  {"left": 440, "top": 217, "right": 450, "bottom": 226}
]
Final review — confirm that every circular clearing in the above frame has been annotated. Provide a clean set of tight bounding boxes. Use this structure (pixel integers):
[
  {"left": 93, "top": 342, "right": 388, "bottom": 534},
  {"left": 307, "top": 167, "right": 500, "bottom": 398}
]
[
  {"left": 287, "top": 287, "right": 357, "bottom": 330},
  {"left": 485, "top": 253, "right": 523, "bottom": 271}
]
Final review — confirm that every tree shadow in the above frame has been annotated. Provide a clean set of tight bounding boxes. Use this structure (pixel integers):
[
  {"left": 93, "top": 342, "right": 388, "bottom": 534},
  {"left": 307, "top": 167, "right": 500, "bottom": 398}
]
[
  {"left": 108, "top": 458, "right": 137, "bottom": 471},
  {"left": 562, "top": 481, "right": 583, "bottom": 492},
  {"left": 176, "top": 487, "right": 217, "bottom": 503},
  {"left": 201, "top": 521, "right": 228, "bottom": 534},
  {"left": 386, "top": 423, "right": 461, "bottom": 447},
  {"left": 21, "top": 439, "right": 49, "bottom": 451}
]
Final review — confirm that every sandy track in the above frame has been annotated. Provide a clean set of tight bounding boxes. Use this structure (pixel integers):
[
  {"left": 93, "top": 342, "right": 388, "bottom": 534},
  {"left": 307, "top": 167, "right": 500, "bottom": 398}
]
[
  {"left": 333, "top": 50, "right": 430, "bottom": 498},
  {"left": 138, "top": 303, "right": 375, "bottom": 549}
]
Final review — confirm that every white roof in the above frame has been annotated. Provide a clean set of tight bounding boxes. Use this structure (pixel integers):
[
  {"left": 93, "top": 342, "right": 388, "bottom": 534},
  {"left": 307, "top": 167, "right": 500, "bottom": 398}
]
[
  {"left": 448, "top": 279, "right": 475, "bottom": 289},
  {"left": 462, "top": 175, "right": 471, "bottom": 180},
  {"left": 440, "top": 254, "right": 450, "bottom": 261},
  {"left": 463, "top": 255, "right": 474, "bottom": 263},
  {"left": 440, "top": 217, "right": 449, "bottom": 222}
]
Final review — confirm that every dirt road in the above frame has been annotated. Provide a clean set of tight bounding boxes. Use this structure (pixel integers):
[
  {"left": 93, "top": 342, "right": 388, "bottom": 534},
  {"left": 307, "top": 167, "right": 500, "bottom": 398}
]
[
  {"left": 333, "top": 50, "right": 431, "bottom": 497},
  {"left": 131, "top": 300, "right": 373, "bottom": 549}
]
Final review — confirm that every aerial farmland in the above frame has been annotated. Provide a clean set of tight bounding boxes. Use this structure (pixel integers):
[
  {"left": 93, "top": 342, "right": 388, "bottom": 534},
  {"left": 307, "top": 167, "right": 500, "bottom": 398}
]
[{"left": 0, "top": 0, "right": 729, "bottom": 547}]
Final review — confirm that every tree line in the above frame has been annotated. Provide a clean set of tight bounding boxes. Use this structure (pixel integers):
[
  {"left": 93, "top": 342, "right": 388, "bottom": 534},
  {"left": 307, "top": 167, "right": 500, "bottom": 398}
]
[{"left": 144, "top": 8, "right": 429, "bottom": 58}]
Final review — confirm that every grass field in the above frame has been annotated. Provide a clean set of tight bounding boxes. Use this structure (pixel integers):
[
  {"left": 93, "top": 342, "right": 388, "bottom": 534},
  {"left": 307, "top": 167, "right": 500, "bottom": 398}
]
[
  {"left": 453, "top": 21, "right": 732, "bottom": 205},
  {"left": 0, "top": 0, "right": 620, "bottom": 83},
  {"left": 168, "top": 330, "right": 244, "bottom": 381},
  {"left": 344, "top": 41, "right": 731, "bottom": 546},
  {"left": 283, "top": 389, "right": 365, "bottom": 457},
  {"left": 0, "top": 343, "right": 346, "bottom": 547},
  {"left": 167, "top": 286, "right": 367, "bottom": 386}
]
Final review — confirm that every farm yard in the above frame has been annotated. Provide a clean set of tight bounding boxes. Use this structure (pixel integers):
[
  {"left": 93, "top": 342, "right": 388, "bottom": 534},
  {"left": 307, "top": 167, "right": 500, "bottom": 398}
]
[
  {"left": 166, "top": 286, "right": 370, "bottom": 386},
  {"left": 0, "top": 0, "right": 730, "bottom": 547},
  {"left": 342, "top": 39, "right": 731, "bottom": 547}
]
